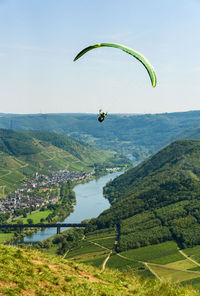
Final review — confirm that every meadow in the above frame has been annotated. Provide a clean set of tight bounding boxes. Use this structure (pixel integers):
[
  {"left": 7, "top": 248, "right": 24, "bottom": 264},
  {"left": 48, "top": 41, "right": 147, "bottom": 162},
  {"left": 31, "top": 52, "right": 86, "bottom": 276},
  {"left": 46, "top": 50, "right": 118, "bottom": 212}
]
[
  {"left": 0, "top": 232, "right": 14, "bottom": 243},
  {"left": 20, "top": 209, "right": 52, "bottom": 224},
  {"left": 0, "top": 244, "right": 197, "bottom": 296}
]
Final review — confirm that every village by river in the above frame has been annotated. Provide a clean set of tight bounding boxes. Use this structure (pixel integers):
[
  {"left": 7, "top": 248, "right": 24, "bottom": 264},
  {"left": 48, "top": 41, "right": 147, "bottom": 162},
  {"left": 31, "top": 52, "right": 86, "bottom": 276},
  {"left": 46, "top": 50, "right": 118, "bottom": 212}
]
[
  {"left": 23, "top": 171, "right": 122, "bottom": 243},
  {"left": 0, "top": 170, "right": 93, "bottom": 214}
]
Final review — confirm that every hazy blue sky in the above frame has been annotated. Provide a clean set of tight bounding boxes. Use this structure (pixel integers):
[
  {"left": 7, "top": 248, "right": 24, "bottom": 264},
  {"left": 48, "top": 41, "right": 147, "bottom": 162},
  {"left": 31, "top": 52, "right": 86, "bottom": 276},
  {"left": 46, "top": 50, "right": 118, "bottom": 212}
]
[{"left": 0, "top": 0, "right": 200, "bottom": 114}]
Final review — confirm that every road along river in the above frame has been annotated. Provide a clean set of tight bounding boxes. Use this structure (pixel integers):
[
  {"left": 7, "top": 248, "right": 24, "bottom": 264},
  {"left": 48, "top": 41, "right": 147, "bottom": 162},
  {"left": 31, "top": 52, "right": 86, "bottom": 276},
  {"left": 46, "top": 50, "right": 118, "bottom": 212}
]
[{"left": 24, "top": 172, "right": 122, "bottom": 242}]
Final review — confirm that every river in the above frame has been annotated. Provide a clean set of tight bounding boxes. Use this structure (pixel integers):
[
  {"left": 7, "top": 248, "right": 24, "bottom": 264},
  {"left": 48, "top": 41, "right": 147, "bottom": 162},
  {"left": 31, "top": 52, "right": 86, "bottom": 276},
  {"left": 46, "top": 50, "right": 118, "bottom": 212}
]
[{"left": 24, "top": 171, "right": 122, "bottom": 242}]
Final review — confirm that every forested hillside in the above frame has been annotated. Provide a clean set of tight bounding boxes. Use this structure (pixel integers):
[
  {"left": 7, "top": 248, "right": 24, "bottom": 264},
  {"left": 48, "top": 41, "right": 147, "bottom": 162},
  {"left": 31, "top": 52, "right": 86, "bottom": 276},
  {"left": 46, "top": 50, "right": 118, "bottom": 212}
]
[
  {"left": 86, "top": 140, "right": 200, "bottom": 250},
  {"left": 1, "top": 111, "right": 200, "bottom": 162}
]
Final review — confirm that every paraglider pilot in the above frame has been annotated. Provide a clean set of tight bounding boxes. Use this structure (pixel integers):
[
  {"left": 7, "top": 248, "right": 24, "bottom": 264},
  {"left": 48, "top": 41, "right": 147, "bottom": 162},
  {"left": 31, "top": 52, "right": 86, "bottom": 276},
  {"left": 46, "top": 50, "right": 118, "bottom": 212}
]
[{"left": 98, "top": 110, "right": 107, "bottom": 122}]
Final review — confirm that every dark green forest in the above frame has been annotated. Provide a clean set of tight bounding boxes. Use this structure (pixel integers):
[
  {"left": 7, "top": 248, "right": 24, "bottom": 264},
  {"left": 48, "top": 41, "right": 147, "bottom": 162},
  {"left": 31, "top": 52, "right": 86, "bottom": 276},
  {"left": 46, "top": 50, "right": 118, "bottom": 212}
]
[
  {"left": 85, "top": 140, "right": 200, "bottom": 250},
  {"left": 0, "top": 129, "right": 40, "bottom": 156}
]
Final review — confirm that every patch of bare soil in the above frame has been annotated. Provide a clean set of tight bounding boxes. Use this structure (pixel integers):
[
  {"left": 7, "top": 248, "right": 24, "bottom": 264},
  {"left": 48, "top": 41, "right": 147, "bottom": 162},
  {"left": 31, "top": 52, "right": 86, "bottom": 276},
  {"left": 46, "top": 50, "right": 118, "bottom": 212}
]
[
  {"left": 78, "top": 271, "right": 108, "bottom": 284},
  {"left": 48, "top": 264, "right": 60, "bottom": 272},
  {"left": 31, "top": 259, "right": 44, "bottom": 265},
  {"left": 0, "top": 280, "right": 17, "bottom": 287},
  {"left": 21, "top": 290, "right": 36, "bottom": 296}
]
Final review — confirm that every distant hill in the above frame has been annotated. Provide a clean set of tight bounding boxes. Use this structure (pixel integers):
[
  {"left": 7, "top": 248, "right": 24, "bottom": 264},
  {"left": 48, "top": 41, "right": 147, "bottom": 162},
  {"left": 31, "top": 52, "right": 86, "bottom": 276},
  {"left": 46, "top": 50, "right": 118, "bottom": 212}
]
[
  {"left": 87, "top": 140, "right": 200, "bottom": 250},
  {"left": 173, "top": 127, "right": 200, "bottom": 141},
  {"left": 0, "top": 244, "right": 196, "bottom": 296},
  {"left": 0, "top": 110, "right": 200, "bottom": 162},
  {"left": 0, "top": 129, "right": 131, "bottom": 196}
]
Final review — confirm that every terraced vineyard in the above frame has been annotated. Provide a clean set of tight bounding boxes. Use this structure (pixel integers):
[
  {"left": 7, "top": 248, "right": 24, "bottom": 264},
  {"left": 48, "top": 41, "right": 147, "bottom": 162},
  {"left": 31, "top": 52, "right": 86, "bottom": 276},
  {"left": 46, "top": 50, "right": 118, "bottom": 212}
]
[
  {"left": 2, "top": 217, "right": 200, "bottom": 291},
  {"left": 2, "top": 215, "right": 200, "bottom": 293},
  {"left": 57, "top": 230, "right": 200, "bottom": 291},
  {"left": 0, "top": 129, "right": 131, "bottom": 196},
  {"left": 0, "top": 244, "right": 197, "bottom": 296}
]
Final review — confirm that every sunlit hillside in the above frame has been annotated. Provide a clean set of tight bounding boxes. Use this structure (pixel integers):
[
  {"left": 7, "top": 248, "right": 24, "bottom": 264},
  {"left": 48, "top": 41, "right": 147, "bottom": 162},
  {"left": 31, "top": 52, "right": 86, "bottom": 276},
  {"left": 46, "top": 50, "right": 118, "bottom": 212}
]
[
  {"left": 0, "top": 129, "right": 131, "bottom": 196},
  {"left": 0, "top": 244, "right": 197, "bottom": 296}
]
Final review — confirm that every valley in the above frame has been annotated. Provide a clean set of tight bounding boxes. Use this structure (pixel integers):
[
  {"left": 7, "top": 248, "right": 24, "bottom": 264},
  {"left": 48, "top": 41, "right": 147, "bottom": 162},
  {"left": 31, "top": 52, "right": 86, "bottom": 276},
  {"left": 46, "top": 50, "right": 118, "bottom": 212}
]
[
  {"left": 1, "top": 111, "right": 200, "bottom": 163},
  {"left": 1, "top": 113, "right": 200, "bottom": 294}
]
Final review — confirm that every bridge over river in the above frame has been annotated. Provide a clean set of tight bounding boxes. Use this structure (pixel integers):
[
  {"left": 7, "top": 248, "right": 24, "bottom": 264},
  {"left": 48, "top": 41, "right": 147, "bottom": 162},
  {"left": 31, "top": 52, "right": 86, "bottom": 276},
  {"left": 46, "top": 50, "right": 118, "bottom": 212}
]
[{"left": 0, "top": 223, "right": 86, "bottom": 234}]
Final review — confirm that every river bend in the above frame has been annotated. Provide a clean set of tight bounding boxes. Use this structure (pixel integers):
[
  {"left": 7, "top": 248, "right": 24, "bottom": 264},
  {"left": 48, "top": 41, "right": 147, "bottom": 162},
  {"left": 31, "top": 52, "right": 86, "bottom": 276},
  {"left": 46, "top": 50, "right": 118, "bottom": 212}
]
[{"left": 24, "top": 172, "right": 121, "bottom": 242}]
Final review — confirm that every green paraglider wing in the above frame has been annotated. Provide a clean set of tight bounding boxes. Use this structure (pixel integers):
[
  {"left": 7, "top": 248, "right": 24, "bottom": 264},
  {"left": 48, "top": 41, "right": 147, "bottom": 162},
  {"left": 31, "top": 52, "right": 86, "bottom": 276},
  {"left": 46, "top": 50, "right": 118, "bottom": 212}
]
[{"left": 73, "top": 43, "right": 157, "bottom": 87}]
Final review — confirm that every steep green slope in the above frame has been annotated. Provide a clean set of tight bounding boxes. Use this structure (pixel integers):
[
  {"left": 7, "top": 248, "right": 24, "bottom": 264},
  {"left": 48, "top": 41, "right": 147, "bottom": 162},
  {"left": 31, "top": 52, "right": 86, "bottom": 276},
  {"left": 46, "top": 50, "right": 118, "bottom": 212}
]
[
  {"left": 104, "top": 140, "right": 200, "bottom": 204},
  {"left": 0, "top": 129, "right": 40, "bottom": 156},
  {"left": 0, "top": 244, "right": 197, "bottom": 296},
  {"left": 87, "top": 140, "right": 200, "bottom": 250},
  {"left": 22, "top": 130, "right": 105, "bottom": 162},
  {"left": 0, "top": 129, "right": 130, "bottom": 196}
]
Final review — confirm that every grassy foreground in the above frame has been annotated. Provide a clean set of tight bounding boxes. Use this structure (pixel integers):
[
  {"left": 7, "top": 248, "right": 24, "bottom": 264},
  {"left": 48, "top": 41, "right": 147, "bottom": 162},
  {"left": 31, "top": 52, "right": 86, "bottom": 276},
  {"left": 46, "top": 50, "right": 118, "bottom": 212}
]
[{"left": 0, "top": 245, "right": 198, "bottom": 296}]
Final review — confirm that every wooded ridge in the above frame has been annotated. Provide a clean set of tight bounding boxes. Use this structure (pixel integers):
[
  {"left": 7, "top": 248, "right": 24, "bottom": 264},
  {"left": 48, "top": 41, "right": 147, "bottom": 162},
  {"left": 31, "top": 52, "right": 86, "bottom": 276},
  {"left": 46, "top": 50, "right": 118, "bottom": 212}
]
[{"left": 86, "top": 140, "right": 200, "bottom": 250}]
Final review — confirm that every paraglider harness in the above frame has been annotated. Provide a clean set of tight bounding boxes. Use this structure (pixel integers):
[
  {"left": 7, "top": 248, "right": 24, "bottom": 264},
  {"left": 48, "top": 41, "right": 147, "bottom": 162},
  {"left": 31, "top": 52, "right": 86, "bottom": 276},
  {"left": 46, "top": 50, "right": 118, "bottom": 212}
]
[{"left": 98, "top": 110, "right": 107, "bottom": 122}]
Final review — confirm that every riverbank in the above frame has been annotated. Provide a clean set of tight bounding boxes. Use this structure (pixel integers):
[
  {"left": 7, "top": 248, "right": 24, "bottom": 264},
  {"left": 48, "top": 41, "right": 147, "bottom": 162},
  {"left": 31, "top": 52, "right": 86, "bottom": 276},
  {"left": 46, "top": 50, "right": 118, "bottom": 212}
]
[
  {"left": 0, "top": 171, "right": 122, "bottom": 245},
  {"left": 22, "top": 172, "right": 122, "bottom": 243},
  {"left": 1, "top": 182, "right": 76, "bottom": 244}
]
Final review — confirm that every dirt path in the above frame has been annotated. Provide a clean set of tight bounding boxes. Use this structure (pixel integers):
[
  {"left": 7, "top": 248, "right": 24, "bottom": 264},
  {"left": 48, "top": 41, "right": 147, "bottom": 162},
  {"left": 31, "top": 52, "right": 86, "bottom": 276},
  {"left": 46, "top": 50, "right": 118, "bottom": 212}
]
[
  {"left": 88, "top": 240, "right": 111, "bottom": 251},
  {"left": 88, "top": 240, "right": 112, "bottom": 271},
  {"left": 178, "top": 249, "right": 200, "bottom": 267},
  {"left": 116, "top": 253, "right": 137, "bottom": 262},
  {"left": 78, "top": 271, "right": 108, "bottom": 284},
  {"left": 0, "top": 170, "right": 12, "bottom": 178},
  {"left": 0, "top": 162, "right": 28, "bottom": 182},
  {"left": 62, "top": 249, "right": 69, "bottom": 259},
  {"left": 19, "top": 163, "right": 29, "bottom": 168},
  {"left": 102, "top": 251, "right": 112, "bottom": 271},
  {"left": 90, "top": 236, "right": 116, "bottom": 241},
  {"left": 88, "top": 239, "right": 162, "bottom": 275},
  {"left": 143, "top": 262, "right": 162, "bottom": 281},
  {"left": 0, "top": 186, "right": 5, "bottom": 194}
]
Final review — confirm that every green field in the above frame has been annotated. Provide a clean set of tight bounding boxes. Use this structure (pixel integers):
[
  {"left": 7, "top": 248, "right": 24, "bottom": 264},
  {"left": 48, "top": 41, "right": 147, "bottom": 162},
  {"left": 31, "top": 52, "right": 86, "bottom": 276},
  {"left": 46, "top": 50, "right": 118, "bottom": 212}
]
[
  {"left": 62, "top": 230, "right": 116, "bottom": 268},
  {"left": 148, "top": 263, "right": 200, "bottom": 283},
  {"left": 89, "top": 237, "right": 116, "bottom": 249},
  {"left": 66, "top": 241, "right": 104, "bottom": 258},
  {"left": 86, "top": 229, "right": 116, "bottom": 240},
  {"left": 20, "top": 210, "right": 52, "bottom": 224},
  {"left": 184, "top": 246, "right": 200, "bottom": 264},
  {"left": 82, "top": 253, "right": 109, "bottom": 268},
  {"left": 62, "top": 239, "right": 110, "bottom": 269},
  {"left": 67, "top": 237, "right": 200, "bottom": 290},
  {"left": 116, "top": 242, "right": 200, "bottom": 288},
  {"left": 120, "top": 241, "right": 183, "bottom": 264},
  {"left": 0, "top": 169, "right": 10, "bottom": 177},
  {"left": 165, "top": 259, "right": 197, "bottom": 270},
  {"left": 0, "top": 232, "right": 14, "bottom": 243},
  {"left": 106, "top": 253, "right": 143, "bottom": 271},
  {"left": 42, "top": 244, "right": 59, "bottom": 255}
]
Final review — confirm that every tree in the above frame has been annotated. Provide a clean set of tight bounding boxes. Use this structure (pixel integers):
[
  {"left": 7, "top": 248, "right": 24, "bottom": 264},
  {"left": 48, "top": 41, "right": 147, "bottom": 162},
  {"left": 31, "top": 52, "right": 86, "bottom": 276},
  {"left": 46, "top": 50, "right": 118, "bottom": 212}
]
[{"left": 27, "top": 218, "right": 33, "bottom": 224}]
